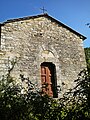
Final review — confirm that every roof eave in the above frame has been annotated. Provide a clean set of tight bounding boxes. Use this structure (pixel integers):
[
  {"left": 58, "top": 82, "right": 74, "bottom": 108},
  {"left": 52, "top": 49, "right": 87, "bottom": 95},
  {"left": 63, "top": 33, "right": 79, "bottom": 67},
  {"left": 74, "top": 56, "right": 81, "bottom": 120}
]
[
  {"left": 45, "top": 14, "right": 86, "bottom": 40},
  {"left": 1, "top": 13, "right": 87, "bottom": 40}
]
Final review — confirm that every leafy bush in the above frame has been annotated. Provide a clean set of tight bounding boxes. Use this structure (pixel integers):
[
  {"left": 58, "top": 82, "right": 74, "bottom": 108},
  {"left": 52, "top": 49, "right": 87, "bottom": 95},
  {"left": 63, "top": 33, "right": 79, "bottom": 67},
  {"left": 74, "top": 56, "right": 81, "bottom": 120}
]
[
  {"left": 84, "top": 47, "right": 90, "bottom": 73},
  {"left": 0, "top": 69, "right": 90, "bottom": 120},
  {"left": 0, "top": 73, "right": 62, "bottom": 120},
  {"left": 61, "top": 69, "right": 90, "bottom": 120}
]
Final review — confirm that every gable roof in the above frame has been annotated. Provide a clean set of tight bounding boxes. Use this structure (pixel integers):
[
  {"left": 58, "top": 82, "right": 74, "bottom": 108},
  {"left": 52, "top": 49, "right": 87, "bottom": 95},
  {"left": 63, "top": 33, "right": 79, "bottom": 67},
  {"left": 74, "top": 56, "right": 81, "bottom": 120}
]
[{"left": 0, "top": 13, "right": 86, "bottom": 40}]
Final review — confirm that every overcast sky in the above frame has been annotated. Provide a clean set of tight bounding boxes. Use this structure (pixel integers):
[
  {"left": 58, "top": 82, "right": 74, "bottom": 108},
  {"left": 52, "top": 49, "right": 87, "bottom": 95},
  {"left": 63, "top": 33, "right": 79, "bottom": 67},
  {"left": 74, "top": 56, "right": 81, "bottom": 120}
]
[{"left": 0, "top": 0, "right": 90, "bottom": 47}]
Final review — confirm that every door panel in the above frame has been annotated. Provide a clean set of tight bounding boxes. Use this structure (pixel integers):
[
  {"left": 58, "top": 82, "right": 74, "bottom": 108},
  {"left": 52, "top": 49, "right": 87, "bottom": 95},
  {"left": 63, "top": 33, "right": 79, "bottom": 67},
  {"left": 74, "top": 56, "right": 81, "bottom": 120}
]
[{"left": 41, "top": 66, "right": 53, "bottom": 97}]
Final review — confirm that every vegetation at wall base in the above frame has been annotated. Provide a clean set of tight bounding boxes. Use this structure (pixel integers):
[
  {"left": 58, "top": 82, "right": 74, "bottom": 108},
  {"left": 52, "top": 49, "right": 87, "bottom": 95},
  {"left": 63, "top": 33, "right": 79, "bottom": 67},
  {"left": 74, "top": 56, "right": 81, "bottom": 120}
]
[
  {"left": 84, "top": 47, "right": 90, "bottom": 74},
  {"left": 0, "top": 47, "right": 90, "bottom": 120}
]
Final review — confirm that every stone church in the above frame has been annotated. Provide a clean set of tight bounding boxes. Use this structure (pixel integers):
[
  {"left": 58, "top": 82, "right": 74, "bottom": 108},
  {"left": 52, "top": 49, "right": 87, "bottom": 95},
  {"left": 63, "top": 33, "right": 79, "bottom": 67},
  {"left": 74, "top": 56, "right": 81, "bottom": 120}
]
[{"left": 0, "top": 13, "right": 86, "bottom": 98}]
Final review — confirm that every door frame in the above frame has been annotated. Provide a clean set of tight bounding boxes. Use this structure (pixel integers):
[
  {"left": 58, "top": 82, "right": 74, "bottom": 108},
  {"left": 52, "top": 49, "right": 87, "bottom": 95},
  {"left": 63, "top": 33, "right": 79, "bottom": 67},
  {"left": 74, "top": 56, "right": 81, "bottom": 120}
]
[{"left": 41, "top": 62, "right": 58, "bottom": 98}]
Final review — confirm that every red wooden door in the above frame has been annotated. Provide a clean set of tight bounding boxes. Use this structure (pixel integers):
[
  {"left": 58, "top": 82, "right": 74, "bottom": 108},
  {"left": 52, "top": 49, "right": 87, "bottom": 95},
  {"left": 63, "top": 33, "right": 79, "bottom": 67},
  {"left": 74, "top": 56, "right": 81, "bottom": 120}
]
[{"left": 41, "top": 66, "right": 53, "bottom": 97}]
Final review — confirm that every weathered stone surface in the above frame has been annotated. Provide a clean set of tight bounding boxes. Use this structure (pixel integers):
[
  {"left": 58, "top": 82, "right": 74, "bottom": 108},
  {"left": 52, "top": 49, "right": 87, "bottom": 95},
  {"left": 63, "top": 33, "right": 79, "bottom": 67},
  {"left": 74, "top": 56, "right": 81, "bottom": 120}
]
[{"left": 0, "top": 14, "right": 86, "bottom": 97}]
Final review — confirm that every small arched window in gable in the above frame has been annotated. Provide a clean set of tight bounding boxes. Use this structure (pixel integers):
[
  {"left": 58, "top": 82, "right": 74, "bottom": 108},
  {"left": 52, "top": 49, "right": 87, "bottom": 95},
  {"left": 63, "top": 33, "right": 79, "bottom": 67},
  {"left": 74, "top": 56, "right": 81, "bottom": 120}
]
[{"left": 41, "top": 62, "right": 58, "bottom": 98}]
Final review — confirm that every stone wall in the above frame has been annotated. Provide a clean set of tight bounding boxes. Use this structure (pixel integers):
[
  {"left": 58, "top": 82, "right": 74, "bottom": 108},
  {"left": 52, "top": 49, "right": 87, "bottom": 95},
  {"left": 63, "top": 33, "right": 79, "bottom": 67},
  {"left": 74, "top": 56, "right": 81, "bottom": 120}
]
[{"left": 0, "top": 15, "right": 86, "bottom": 97}]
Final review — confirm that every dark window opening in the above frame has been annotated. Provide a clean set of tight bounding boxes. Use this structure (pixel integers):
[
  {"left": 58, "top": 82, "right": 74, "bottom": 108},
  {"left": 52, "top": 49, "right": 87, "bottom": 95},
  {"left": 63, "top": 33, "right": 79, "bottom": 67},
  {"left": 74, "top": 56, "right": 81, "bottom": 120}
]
[{"left": 41, "top": 62, "right": 58, "bottom": 98}]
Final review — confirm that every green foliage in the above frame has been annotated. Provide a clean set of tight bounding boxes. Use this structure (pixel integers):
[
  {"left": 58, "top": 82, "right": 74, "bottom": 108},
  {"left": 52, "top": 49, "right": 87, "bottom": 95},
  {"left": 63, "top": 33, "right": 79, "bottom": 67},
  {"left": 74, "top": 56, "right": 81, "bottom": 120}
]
[
  {"left": 0, "top": 69, "right": 90, "bottom": 120},
  {"left": 0, "top": 73, "right": 62, "bottom": 120},
  {"left": 61, "top": 69, "right": 90, "bottom": 120},
  {"left": 84, "top": 47, "right": 90, "bottom": 73},
  {"left": 0, "top": 74, "right": 26, "bottom": 120}
]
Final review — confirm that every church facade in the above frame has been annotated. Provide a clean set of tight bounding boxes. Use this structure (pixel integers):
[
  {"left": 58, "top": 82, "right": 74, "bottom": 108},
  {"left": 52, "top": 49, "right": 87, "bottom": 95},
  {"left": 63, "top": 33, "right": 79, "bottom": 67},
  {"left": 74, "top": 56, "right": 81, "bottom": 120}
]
[{"left": 0, "top": 14, "right": 86, "bottom": 97}]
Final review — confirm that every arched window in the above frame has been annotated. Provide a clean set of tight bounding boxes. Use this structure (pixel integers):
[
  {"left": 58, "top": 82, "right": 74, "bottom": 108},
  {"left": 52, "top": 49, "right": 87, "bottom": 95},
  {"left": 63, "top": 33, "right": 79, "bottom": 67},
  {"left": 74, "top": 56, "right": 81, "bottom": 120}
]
[{"left": 41, "top": 62, "right": 58, "bottom": 98}]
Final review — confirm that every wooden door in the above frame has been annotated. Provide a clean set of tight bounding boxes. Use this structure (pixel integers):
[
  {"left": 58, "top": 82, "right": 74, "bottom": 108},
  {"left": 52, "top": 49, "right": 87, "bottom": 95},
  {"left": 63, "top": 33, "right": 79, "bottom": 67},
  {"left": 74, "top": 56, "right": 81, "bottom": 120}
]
[{"left": 41, "top": 66, "right": 53, "bottom": 97}]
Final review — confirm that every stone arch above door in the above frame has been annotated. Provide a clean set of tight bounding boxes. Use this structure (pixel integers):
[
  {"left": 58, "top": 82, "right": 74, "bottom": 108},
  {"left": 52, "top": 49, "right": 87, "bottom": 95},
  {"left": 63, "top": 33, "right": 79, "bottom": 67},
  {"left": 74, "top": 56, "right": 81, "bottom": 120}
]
[{"left": 41, "top": 50, "right": 54, "bottom": 60}]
